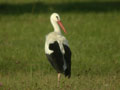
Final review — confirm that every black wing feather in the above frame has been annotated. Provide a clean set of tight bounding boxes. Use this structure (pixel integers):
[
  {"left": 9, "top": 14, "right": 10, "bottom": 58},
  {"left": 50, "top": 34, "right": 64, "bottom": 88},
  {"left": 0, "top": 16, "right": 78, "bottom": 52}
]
[
  {"left": 46, "top": 41, "right": 64, "bottom": 73},
  {"left": 63, "top": 44, "right": 72, "bottom": 78}
]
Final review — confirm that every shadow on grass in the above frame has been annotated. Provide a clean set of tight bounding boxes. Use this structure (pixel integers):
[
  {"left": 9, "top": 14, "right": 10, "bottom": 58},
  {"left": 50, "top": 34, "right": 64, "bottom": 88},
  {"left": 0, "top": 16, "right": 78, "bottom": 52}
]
[{"left": 0, "top": 1, "right": 120, "bottom": 15}]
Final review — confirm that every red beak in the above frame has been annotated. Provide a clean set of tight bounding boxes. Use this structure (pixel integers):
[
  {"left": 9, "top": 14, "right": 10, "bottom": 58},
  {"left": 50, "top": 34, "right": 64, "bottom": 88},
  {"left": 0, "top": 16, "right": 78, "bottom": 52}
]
[{"left": 57, "top": 21, "right": 67, "bottom": 34}]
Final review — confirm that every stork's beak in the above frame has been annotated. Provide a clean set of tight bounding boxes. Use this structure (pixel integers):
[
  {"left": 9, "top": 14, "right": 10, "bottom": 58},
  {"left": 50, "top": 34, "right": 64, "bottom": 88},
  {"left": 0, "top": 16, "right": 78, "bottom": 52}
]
[{"left": 57, "top": 21, "right": 67, "bottom": 34}]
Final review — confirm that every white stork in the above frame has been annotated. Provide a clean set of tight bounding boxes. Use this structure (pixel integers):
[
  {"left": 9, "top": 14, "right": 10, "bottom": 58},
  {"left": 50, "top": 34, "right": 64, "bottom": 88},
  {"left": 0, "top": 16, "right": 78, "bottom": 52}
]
[{"left": 45, "top": 13, "right": 71, "bottom": 86}]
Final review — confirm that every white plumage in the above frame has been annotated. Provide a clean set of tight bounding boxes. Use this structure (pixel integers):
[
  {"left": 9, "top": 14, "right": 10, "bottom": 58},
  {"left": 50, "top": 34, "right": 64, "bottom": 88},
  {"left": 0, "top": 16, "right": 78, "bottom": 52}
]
[{"left": 45, "top": 32, "right": 69, "bottom": 55}]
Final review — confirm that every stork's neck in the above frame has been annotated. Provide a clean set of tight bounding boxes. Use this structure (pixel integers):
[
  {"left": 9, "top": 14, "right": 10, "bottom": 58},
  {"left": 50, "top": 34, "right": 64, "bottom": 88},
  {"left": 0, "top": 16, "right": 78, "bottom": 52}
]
[{"left": 51, "top": 19, "right": 61, "bottom": 34}]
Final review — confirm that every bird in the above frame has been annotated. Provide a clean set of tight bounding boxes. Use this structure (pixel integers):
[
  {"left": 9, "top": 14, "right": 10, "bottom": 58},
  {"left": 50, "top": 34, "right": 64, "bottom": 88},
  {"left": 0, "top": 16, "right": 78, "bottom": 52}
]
[{"left": 45, "top": 13, "right": 71, "bottom": 86}]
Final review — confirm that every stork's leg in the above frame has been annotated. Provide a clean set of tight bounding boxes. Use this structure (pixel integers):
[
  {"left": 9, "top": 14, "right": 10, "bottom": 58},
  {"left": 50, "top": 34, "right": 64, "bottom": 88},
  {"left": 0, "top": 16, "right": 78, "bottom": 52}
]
[{"left": 57, "top": 73, "right": 61, "bottom": 87}]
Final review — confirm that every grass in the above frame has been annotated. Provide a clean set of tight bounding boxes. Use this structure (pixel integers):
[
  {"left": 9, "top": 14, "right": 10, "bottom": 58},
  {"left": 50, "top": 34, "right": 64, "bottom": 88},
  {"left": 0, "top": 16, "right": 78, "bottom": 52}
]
[
  {"left": 0, "top": 72, "right": 120, "bottom": 90},
  {"left": 0, "top": 0, "right": 120, "bottom": 89}
]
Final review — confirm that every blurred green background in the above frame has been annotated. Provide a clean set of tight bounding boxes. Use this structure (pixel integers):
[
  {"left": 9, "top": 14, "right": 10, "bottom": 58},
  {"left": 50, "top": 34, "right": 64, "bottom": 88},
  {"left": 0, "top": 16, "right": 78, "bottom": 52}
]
[{"left": 0, "top": 0, "right": 120, "bottom": 89}]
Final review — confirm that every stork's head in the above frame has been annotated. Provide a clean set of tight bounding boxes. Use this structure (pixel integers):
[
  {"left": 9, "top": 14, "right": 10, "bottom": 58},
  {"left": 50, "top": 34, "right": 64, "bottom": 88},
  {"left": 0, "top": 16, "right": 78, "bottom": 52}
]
[
  {"left": 50, "top": 13, "right": 67, "bottom": 34},
  {"left": 50, "top": 13, "right": 61, "bottom": 22}
]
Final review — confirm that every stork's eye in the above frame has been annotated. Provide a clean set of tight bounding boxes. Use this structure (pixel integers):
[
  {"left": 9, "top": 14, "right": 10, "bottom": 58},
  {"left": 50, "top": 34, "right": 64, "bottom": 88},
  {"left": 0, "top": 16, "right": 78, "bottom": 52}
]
[{"left": 56, "top": 16, "right": 59, "bottom": 20}]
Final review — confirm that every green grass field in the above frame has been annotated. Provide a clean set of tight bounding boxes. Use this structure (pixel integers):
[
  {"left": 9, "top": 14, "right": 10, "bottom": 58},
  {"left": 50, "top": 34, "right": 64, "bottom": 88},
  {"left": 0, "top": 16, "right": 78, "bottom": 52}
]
[{"left": 0, "top": 0, "right": 120, "bottom": 89}]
